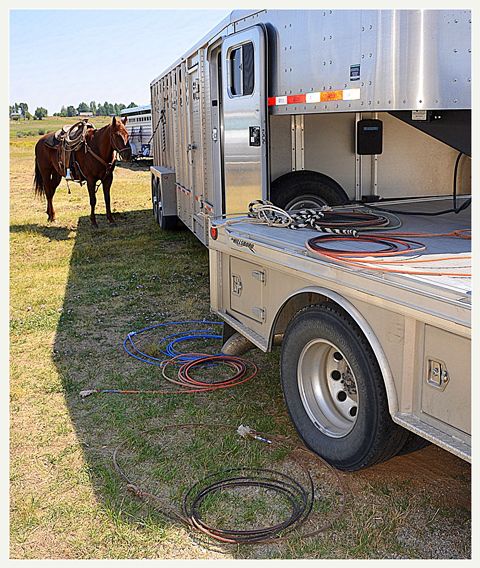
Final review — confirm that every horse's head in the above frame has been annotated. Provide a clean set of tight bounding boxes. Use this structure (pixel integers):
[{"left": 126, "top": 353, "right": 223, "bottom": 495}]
[{"left": 110, "top": 116, "right": 132, "bottom": 161}]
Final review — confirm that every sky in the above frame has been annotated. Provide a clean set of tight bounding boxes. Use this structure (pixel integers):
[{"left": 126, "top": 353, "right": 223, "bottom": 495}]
[
  {"left": 9, "top": 3, "right": 473, "bottom": 115},
  {"left": 9, "top": 9, "right": 231, "bottom": 114}
]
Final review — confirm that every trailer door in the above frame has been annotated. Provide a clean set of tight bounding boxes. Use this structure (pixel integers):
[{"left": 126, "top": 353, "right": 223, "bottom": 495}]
[{"left": 222, "top": 26, "right": 268, "bottom": 214}]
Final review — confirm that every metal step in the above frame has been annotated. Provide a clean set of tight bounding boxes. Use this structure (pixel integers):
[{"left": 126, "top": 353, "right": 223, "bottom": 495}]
[{"left": 394, "top": 412, "right": 471, "bottom": 462}]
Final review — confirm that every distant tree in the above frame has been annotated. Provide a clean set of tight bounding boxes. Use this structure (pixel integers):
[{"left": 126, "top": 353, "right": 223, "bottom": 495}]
[
  {"left": 89, "top": 100, "right": 97, "bottom": 114},
  {"left": 34, "top": 107, "right": 48, "bottom": 120},
  {"left": 108, "top": 103, "right": 115, "bottom": 115},
  {"left": 118, "top": 103, "right": 126, "bottom": 112},
  {"left": 25, "top": 111, "right": 33, "bottom": 120},
  {"left": 77, "top": 101, "right": 89, "bottom": 113},
  {"left": 19, "top": 102, "right": 29, "bottom": 117},
  {"left": 14, "top": 103, "right": 19, "bottom": 113},
  {"left": 9, "top": 105, "right": 15, "bottom": 117},
  {"left": 113, "top": 103, "right": 120, "bottom": 116},
  {"left": 96, "top": 104, "right": 105, "bottom": 116},
  {"left": 127, "top": 102, "right": 137, "bottom": 108},
  {"left": 66, "top": 105, "right": 77, "bottom": 117},
  {"left": 59, "top": 105, "right": 67, "bottom": 117}
]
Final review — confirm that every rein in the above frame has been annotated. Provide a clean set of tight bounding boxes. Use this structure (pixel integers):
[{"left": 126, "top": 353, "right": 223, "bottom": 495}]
[
  {"left": 85, "top": 144, "right": 115, "bottom": 178},
  {"left": 83, "top": 125, "right": 130, "bottom": 181}
]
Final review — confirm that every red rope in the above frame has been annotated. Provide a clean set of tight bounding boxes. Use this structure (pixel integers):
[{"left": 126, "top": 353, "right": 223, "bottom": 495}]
[{"left": 306, "top": 233, "right": 471, "bottom": 277}]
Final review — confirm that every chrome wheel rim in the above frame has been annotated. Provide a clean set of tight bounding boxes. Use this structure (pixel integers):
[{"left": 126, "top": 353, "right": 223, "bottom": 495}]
[
  {"left": 297, "top": 339, "right": 358, "bottom": 438},
  {"left": 285, "top": 196, "right": 328, "bottom": 210}
]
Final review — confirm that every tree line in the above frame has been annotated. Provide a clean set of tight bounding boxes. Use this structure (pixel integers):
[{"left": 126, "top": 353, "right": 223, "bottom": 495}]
[
  {"left": 9, "top": 100, "right": 138, "bottom": 120},
  {"left": 9, "top": 102, "right": 47, "bottom": 120}
]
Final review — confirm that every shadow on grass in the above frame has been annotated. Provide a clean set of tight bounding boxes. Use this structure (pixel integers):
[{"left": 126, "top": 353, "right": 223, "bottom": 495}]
[
  {"left": 51, "top": 207, "right": 292, "bottom": 559},
  {"left": 116, "top": 159, "right": 153, "bottom": 172},
  {"left": 51, "top": 207, "right": 471, "bottom": 560},
  {"left": 10, "top": 223, "right": 73, "bottom": 241}
]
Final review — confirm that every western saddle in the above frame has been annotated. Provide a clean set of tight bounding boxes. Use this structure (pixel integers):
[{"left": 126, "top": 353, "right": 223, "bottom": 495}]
[{"left": 44, "top": 119, "right": 94, "bottom": 179}]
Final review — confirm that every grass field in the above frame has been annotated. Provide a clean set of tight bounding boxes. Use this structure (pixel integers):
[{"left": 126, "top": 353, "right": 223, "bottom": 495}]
[{"left": 9, "top": 116, "right": 471, "bottom": 559}]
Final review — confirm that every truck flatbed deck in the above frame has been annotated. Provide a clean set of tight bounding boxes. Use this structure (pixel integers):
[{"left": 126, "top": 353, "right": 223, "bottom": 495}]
[{"left": 215, "top": 197, "right": 471, "bottom": 327}]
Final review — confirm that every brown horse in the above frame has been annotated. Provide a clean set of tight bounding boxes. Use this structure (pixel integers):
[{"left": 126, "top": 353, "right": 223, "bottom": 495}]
[{"left": 34, "top": 116, "right": 132, "bottom": 227}]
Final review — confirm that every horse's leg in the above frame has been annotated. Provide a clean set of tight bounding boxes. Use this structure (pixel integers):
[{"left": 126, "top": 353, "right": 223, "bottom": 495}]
[
  {"left": 47, "top": 171, "right": 62, "bottom": 222},
  {"left": 42, "top": 167, "right": 60, "bottom": 222},
  {"left": 102, "top": 174, "right": 115, "bottom": 223},
  {"left": 46, "top": 184, "right": 54, "bottom": 222},
  {"left": 87, "top": 179, "right": 98, "bottom": 227}
]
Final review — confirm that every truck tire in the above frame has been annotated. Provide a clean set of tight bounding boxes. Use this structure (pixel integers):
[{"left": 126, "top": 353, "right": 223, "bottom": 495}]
[
  {"left": 157, "top": 203, "right": 178, "bottom": 230},
  {"left": 152, "top": 176, "right": 159, "bottom": 219},
  {"left": 396, "top": 432, "right": 431, "bottom": 456},
  {"left": 154, "top": 187, "right": 178, "bottom": 231},
  {"left": 280, "top": 303, "right": 409, "bottom": 471},
  {"left": 270, "top": 170, "right": 350, "bottom": 210}
]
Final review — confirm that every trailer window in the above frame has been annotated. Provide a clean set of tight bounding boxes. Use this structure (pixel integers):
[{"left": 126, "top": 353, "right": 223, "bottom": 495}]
[
  {"left": 229, "top": 42, "right": 254, "bottom": 97},
  {"left": 230, "top": 48, "right": 242, "bottom": 95}
]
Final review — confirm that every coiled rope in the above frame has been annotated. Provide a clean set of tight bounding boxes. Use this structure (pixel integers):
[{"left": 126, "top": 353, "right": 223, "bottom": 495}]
[
  {"left": 113, "top": 423, "right": 347, "bottom": 545},
  {"left": 64, "top": 120, "right": 92, "bottom": 151},
  {"left": 227, "top": 200, "right": 402, "bottom": 236},
  {"left": 306, "top": 232, "right": 471, "bottom": 277},
  {"left": 123, "top": 320, "right": 224, "bottom": 366},
  {"left": 80, "top": 320, "right": 257, "bottom": 397},
  {"left": 222, "top": 201, "right": 469, "bottom": 278}
]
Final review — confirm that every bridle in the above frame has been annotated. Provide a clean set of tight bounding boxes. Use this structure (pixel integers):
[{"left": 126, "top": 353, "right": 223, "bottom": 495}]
[
  {"left": 110, "top": 128, "right": 131, "bottom": 159},
  {"left": 82, "top": 124, "right": 131, "bottom": 180}
]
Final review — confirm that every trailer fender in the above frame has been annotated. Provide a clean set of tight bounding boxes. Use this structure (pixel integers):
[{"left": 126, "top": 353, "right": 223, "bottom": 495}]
[{"left": 269, "top": 286, "right": 399, "bottom": 415}]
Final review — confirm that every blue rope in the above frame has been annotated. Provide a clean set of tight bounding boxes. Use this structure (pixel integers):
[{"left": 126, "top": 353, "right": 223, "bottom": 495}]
[{"left": 123, "top": 320, "right": 224, "bottom": 367}]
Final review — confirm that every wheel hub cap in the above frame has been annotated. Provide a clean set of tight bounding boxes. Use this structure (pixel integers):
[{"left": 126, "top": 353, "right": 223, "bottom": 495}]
[{"left": 297, "top": 339, "right": 359, "bottom": 438}]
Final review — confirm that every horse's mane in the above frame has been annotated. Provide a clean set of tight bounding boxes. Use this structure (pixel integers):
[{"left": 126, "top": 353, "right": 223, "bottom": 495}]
[
  {"left": 87, "top": 123, "right": 109, "bottom": 143},
  {"left": 92, "top": 123, "right": 109, "bottom": 134}
]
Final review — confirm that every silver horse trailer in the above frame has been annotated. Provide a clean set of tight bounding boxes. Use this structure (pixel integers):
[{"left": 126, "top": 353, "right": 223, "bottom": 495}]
[
  {"left": 120, "top": 104, "right": 153, "bottom": 158},
  {"left": 150, "top": 10, "right": 471, "bottom": 470}
]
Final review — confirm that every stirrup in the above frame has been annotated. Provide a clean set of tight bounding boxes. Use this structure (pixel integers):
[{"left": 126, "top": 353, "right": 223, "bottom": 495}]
[{"left": 65, "top": 168, "right": 72, "bottom": 181}]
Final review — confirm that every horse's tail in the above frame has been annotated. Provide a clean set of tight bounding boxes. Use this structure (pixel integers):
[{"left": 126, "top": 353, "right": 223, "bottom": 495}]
[{"left": 33, "top": 155, "right": 45, "bottom": 197}]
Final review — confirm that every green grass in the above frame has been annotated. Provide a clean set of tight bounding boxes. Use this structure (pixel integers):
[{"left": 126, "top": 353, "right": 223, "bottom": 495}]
[
  {"left": 10, "top": 115, "right": 112, "bottom": 139},
  {"left": 10, "top": 119, "right": 471, "bottom": 559}
]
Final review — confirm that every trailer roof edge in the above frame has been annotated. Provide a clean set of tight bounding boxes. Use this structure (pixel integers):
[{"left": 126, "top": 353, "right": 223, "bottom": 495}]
[{"left": 150, "top": 9, "right": 264, "bottom": 86}]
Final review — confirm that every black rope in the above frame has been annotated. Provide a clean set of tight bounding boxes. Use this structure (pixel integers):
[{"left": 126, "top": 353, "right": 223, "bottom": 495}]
[
  {"left": 182, "top": 467, "right": 313, "bottom": 544},
  {"left": 146, "top": 109, "right": 165, "bottom": 147},
  {"left": 112, "top": 423, "right": 347, "bottom": 545}
]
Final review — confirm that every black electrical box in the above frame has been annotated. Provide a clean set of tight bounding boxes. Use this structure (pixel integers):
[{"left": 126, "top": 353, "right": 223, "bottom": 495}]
[{"left": 357, "top": 119, "right": 383, "bottom": 155}]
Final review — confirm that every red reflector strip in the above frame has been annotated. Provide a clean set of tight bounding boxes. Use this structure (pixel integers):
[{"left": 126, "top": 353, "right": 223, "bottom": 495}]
[
  {"left": 267, "top": 97, "right": 276, "bottom": 106},
  {"left": 287, "top": 94, "right": 306, "bottom": 104}
]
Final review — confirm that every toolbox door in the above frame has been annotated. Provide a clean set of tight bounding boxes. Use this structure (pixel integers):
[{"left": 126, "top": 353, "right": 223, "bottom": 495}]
[
  {"left": 222, "top": 26, "right": 268, "bottom": 214},
  {"left": 229, "top": 257, "right": 266, "bottom": 323}
]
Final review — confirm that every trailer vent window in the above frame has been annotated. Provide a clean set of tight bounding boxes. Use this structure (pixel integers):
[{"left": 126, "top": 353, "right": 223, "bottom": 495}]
[
  {"left": 229, "top": 42, "right": 254, "bottom": 97},
  {"left": 242, "top": 42, "right": 254, "bottom": 95}
]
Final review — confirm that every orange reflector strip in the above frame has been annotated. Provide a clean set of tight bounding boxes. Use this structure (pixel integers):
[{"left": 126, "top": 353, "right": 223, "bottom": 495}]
[{"left": 320, "top": 90, "right": 344, "bottom": 102}]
